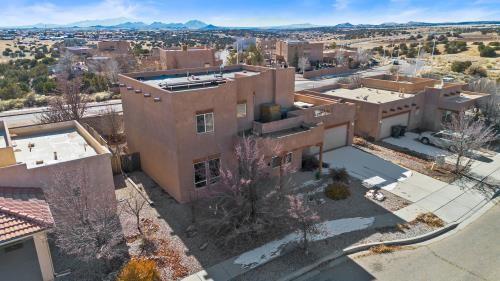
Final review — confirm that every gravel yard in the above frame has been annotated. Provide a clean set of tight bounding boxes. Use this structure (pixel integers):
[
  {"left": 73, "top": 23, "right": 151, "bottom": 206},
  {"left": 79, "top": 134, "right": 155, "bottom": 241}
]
[
  {"left": 353, "top": 137, "right": 457, "bottom": 183},
  {"left": 117, "top": 170, "right": 414, "bottom": 280}
]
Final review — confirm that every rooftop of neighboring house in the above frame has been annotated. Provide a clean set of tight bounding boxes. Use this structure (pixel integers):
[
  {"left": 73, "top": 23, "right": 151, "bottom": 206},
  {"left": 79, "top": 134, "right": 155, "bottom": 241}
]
[
  {"left": 320, "top": 87, "right": 414, "bottom": 104},
  {"left": 361, "top": 74, "right": 439, "bottom": 93},
  {"left": 440, "top": 90, "right": 489, "bottom": 103},
  {"left": 2, "top": 120, "right": 108, "bottom": 169},
  {"left": 123, "top": 65, "right": 264, "bottom": 92},
  {"left": 0, "top": 186, "right": 54, "bottom": 243}
]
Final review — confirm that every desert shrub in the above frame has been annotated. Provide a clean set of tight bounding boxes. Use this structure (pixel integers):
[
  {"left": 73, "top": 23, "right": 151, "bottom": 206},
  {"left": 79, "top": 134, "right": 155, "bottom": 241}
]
[
  {"left": 414, "top": 213, "right": 444, "bottom": 227},
  {"left": 467, "top": 65, "right": 488, "bottom": 77},
  {"left": 302, "top": 155, "right": 319, "bottom": 171},
  {"left": 329, "top": 168, "right": 350, "bottom": 183},
  {"left": 479, "top": 45, "right": 497, "bottom": 58},
  {"left": 324, "top": 182, "right": 350, "bottom": 200},
  {"left": 450, "top": 61, "right": 471, "bottom": 73},
  {"left": 444, "top": 41, "right": 467, "bottom": 54},
  {"left": 117, "top": 258, "right": 161, "bottom": 281}
]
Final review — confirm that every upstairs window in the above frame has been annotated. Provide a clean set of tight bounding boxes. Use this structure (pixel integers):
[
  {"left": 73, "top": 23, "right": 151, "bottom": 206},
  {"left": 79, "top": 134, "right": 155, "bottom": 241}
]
[
  {"left": 196, "top": 112, "right": 214, "bottom": 133},
  {"left": 237, "top": 102, "right": 247, "bottom": 118}
]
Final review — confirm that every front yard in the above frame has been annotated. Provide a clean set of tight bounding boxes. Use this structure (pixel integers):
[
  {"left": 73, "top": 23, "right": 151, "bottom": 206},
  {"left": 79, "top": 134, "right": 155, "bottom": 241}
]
[{"left": 115, "top": 168, "right": 442, "bottom": 281}]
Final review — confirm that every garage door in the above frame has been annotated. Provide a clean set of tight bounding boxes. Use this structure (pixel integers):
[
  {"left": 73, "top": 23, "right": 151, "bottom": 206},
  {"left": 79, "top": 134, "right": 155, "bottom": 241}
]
[
  {"left": 379, "top": 112, "right": 409, "bottom": 139},
  {"left": 324, "top": 124, "right": 348, "bottom": 151}
]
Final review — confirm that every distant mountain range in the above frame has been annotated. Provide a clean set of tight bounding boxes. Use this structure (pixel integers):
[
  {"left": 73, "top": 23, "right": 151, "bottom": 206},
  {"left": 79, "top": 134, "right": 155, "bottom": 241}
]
[{"left": 1, "top": 18, "right": 498, "bottom": 30}]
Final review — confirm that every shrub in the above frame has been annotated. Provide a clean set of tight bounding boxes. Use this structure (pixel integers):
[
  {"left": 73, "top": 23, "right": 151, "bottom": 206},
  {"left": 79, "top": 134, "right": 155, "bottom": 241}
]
[
  {"left": 329, "top": 168, "right": 350, "bottom": 183},
  {"left": 450, "top": 61, "right": 471, "bottom": 73},
  {"left": 117, "top": 258, "right": 161, "bottom": 281},
  {"left": 479, "top": 46, "right": 497, "bottom": 58},
  {"left": 414, "top": 213, "right": 444, "bottom": 227},
  {"left": 467, "top": 65, "right": 488, "bottom": 77},
  {"left": 302, "top": 155, "right": 319, "bottom": 171},
  {"left": 324, "top": 182, "right": 350, "bottom": 200}
]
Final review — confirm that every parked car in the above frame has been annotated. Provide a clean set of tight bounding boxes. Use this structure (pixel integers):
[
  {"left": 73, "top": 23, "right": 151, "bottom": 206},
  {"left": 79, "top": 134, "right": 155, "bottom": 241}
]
[{"left": 419, "top": 131, "right": 458, "bottom": 152}]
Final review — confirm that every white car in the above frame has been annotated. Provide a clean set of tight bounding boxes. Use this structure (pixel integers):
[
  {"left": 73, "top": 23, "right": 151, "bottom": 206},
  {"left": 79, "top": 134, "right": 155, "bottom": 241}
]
[{"left": 419, "top": 131, "right": 458, "bottom": 152}]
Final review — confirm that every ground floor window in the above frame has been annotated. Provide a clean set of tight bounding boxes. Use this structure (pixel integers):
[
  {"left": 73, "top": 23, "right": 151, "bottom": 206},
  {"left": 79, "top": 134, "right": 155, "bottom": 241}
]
[
  {"left": 441, "top": 110, "right": 456, "bottom": 124},
  {"left": 271, "top": 152, "right": 293, "bottom": 168},
  {"left": 194, "top": 158, "right": 220, "bottom": 188}
]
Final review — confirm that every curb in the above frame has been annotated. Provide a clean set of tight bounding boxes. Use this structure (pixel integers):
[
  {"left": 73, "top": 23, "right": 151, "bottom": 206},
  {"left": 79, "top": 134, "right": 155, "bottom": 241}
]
[{"left": 277, "top": 223, "right": 459, "bottom": 281}]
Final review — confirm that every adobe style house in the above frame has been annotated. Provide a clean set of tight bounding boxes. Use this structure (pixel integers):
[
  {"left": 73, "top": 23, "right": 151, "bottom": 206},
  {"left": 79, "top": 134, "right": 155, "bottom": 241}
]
[
  {"left": 275, "top": 40, "right": 324, "bottom": 67},
  {"left": 0, "top": 186, "right": 55, "bottom": 281},
  {"left": 97, "top": 40, "right": 131, "bottom": 54},
  {"left": 303, "top": 74, "right": 491, "bottom": 140},
  {"left": 143, "top": 46, "right": 222, "bottom": 71},
  {"left": 0, "top": 120, "right": 116, "bottom": 211},
  {"left": 119, "top": 64, "right": 355, "bottom": 203}
]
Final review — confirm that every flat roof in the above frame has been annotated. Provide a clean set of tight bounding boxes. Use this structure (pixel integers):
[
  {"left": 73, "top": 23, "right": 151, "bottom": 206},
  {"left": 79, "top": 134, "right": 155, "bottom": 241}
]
[
  {"left": 444, "top": 91, "right": 487, "bottom": 103},
  {"left": 321, "top": 87, "right": 414, "bottom": 104},
  {"left": 11, "top": 128, "right": 96, "bottom": 168},
  {"left": 139, "top": 69, "right": 260, "bottom": 92}
]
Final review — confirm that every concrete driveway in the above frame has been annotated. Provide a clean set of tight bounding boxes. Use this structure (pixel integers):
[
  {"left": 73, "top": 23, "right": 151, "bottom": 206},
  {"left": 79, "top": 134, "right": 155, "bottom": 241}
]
[
  {"left": 322, "top": 146, "right": 493, "bottom": 223},
  {"left": 322, "top": 146, "right": 412, "bottom": 191}
]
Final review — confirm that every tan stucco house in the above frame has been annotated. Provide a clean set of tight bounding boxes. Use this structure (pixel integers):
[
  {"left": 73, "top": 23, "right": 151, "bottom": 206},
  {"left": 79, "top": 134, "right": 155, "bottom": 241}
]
[
  {"left": 119, "top": 64, "right": 355, "bottom": 203},
  {"left": 0, "top": 120, "right": 116, "bottom": 212},
  {"left": 303, "top": 74, "right": 491, "bottom": 140}
]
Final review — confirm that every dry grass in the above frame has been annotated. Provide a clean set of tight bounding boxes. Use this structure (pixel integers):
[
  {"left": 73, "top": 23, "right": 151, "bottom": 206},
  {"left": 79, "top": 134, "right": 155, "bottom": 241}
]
[
  {"left": 413, "top": 213, "right": 445, "bottom": 228},
  {"left": 369, "top": 244, "right": 402, "bottom": 254}
]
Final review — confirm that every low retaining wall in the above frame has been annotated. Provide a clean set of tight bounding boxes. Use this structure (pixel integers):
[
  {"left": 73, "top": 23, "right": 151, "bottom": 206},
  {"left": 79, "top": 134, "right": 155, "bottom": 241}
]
[{"left": 303, "top": 66, "right": 350, "bottom": 79}]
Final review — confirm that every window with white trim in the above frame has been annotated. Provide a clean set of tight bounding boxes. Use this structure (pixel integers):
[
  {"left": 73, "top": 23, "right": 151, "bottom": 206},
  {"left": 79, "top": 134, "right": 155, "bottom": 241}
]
[
  {"left": 196, "top": 112, "right": 214, "bottom": 133},
  {"left": 271, "top": 156, "right": 282, "bottom": 168},
  {"left": 194, "top": 158, "right": 220, "bottom": 188},
  {"left": 237, "top": 102, "right": 247, "bottom": 118}
]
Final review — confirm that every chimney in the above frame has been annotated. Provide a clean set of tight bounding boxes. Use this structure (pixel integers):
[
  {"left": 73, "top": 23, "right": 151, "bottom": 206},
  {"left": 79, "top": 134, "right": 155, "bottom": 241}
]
[{"left": 54, "top": 151, "right": 58, "bottom": 160}]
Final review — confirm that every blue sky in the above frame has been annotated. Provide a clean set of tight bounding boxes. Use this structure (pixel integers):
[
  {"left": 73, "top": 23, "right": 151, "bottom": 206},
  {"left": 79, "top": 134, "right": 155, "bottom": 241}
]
[{"left": 1, "top": 0, "right": 499, "bottom": 27}]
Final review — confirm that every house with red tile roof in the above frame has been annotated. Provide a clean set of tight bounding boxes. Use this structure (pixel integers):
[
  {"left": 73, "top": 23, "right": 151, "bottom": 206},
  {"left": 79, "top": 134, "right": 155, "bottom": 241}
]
[{"left": 0, "top": 186, "right": 55, "bottom": 281}]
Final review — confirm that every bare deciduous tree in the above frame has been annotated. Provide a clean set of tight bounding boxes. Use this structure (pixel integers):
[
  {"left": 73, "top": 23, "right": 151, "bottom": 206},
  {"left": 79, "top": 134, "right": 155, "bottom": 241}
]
[
  {"left": 298, "top": 56, "right": 310, "bottom": 74},
  {"left": 122, "top": 189, "right": 147, "bottom": 235},
  {"left": 203, "top": 135, "right": 292, "bottom": 248},
  {"left": 46, "top": 170, "right": 125, "bottom": 278},
  {"left": 39, "top": 76, "right": 89, "bottom": 123},
  {"left": 286, "top": 195, "right": 323, "bottom": 255},
  {"left": 444, "top": 114, "right": 496, "bottom": 174},
  {"left": 335, "top": 50, "right": 345, "bottom": 66},
  {"left": 467, "top": 78, "right": 499, "bottom": 126}
]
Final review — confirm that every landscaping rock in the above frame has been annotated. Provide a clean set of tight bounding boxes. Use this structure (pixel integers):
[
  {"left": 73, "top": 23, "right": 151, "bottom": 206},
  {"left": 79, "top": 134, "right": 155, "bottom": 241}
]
[{"left": 199, "top": 242, "right": 209, "bottom": 251}]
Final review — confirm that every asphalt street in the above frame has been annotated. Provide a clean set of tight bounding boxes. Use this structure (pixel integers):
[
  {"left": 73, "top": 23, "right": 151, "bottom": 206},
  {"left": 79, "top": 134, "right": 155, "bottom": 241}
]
[{"left": 299, "top": 203, "right": 500, "bottom": 281}]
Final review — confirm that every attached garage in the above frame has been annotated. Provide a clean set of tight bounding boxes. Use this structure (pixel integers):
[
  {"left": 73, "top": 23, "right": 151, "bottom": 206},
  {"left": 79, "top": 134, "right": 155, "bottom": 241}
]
[
  {"left": 324, "top": 124, "right": 348, "bottom": 151},
  {"left": 307, "top": 124, "right": 348, "bottom": 155},
  {"left": 379, "top": 112, "right": 409, "bottom": 139}
]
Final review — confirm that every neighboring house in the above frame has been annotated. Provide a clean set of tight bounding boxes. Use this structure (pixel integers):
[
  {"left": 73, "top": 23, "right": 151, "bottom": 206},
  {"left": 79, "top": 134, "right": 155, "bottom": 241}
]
[
  {"left": 143, "top": 45, "right": 222, "bottom": 70},
  {"left": 303, "top": 74, "right": 491, "bottom": 140},
  {"left": 0, "top": 186, "right": 55, "bottom": 281},
  {"left": 0, "top": 120, "right": 116, "bottom": 212},
  {"left": 275, "top": 40, "right": 324, "bottom": 67},
  {"left": 119, "top": 64, "right": 355, "bottom": 203},
  {"left": 97, "top": 40, "right": 131, "bottom": 54},
  {"left": 63, "top": 46, "right": 93, "bottom": 56}
]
